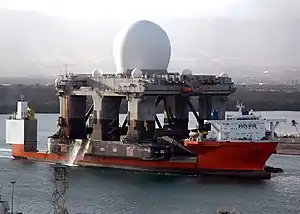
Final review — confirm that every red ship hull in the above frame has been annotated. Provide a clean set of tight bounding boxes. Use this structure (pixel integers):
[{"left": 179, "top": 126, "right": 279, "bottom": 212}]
[
  {"left": 10, "top": 140, "right": 277, "bottom": 179},
  {"left": 184, "top": 140, "right": 278, "bottom": 171}
]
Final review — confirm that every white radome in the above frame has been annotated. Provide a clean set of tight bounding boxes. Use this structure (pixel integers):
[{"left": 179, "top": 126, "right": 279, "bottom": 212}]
[
  {"left": 131, "top": 68, "right": 143, "bottom": 78},
  {"left": 182, "top": 69, "right": 193, "bottom": 76},
  {"left": 54, "top": 78, "right": 59, "bottom": 86},
  {"left": 220, "top": 72, "right": 229, "bottom": 78},
  {"left": 54, "top": 75, "right": 63, "bottom": 86},
  {"left": 92, "top": 68, "right": 103, "bottom": 78},
  {"left": 113, "top": 20, "right": 171, "bottom": 72}
]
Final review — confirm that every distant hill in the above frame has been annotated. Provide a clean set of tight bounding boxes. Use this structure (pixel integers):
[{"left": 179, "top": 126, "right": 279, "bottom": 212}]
[
  {"left": 0, "top": 9, "right": 300, "bottom": 81},
  {"left": 0, "top": 76, "right": 54, "bottom": 85},
  {"left": 1, "top": 84, "right": 300, "bottom": 114},
  {"left": 0, "top": 9, "right": 123, "bottom": 77}
]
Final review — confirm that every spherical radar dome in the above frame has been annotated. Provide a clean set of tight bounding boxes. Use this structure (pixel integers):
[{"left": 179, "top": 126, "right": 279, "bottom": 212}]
[
  {"left": 182, "top": 69, "right": 193, "bottom": 76},
  {"left": 54, "top": 75, "right": 63, "bottom": 85},
  {"left": 92, "top": 68, "right": 103, "bottom": 78},
  {"left": 113, "top": 20, "right": 171, "bottom": 72},
  {"left": 131, "top": 68, "right": 143, "bottom": 78},
  {"left": 220, "top": 72, "right": 229, "bottom": 78}
]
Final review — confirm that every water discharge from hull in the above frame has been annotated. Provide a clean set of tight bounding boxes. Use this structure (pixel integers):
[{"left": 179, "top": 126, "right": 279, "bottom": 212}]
[
  {"left": 65, "top": 140, "right": 81, "bottom": 166},
  {"left": 64, "top": 140, "right": 90, "bottom": 167},
  {"left": 82, "top": 140, "right": 90, "bottom": 156},
  {"left": 0, "top": 155, "right": 13, "bottom": 159}
]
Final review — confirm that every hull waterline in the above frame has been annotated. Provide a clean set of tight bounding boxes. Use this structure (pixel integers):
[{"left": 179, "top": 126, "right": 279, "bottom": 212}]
[{"left": 10, "top": 142, "right": 276, "bottom": 179}]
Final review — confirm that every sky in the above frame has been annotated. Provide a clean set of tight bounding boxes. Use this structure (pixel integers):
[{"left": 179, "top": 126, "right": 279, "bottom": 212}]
[
  {"left": 0, "top": 0, "right": 243, "bottom": 20},
  {"left": 1, "top": 0, "right": 300, "bottom": 21},
  {"left": 0, "top": 0, "right": 299, "bottom": 77}
]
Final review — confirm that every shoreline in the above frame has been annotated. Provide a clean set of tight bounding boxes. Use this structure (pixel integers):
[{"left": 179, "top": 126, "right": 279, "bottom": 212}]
[{"left": 2, "top": 84, "right": 300, "bottom": 113}]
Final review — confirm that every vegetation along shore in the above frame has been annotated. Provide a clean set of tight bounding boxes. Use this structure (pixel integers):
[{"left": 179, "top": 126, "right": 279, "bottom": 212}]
[{"left": 1, "top": 83, "right": 300, "bottom": 114}]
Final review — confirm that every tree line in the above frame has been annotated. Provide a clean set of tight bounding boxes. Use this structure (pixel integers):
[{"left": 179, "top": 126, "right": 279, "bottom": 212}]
[{"left": 1, "top": 84, "right": 299, "bottom": 114}]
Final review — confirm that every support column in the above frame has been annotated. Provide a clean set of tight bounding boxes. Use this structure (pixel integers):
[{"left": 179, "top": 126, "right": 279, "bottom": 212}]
[
  {"left": 91, "top": 94, "right": 122, "bottom": 141},
  {"left": 163, "top": 96, "right": 174, "bottom": 127},
  {"left": 198, "top": 96, "right": 212, "bottom": 121},
  {"left": 163, "top": 96, "right": 189, "bottom": 134},
  {"left": 211, "top": 96, "right": 227, "bottom": 120},
  {"left": 127, "top": 96, "right": 156, "bottom": 143},
  {"left": 91, "top": 93, "right": 101, "bottom": 140},
  {"left": 68, "top": 95, "right": 87, "bottom": 139},
  {"left": 57, "top": 93, "right": 69, "bottom": 139},
  {"left": 59, "top": 95, "right": 67, "bottom": 118},
  {"left": 101, "top": 96, "right": 122, "bottom": 141}
]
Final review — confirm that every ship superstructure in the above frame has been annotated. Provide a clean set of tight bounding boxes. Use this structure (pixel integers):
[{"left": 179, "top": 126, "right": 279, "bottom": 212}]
[
  {"left": 205, "top": 101, "right": 285, "bottom": 141},
  {"left": 184, "top": 102, "right": 286, "bottom": 172},
  {"left": 5, "top": 20, "right": 285, "bottom": 179}
]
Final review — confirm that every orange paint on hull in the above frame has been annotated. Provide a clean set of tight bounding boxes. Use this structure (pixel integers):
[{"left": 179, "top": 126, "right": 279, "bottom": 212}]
[
  {"left": 11, "top": 142, "right": 274, "bottom": 178},
  {"left": 12, "top": 144, "right": 65, "bottom": 162},
  {"left": 184, "top": 140, "right": 277, "bottom": 171},
  {"left": 12, "top": 144, "right": 196, "bottom": 170}
]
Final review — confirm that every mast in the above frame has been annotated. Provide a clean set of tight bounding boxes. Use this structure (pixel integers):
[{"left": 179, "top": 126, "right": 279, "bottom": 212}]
[
  {"left": 64, "top": 64, "right": 68, "bottom": 78},
  {"left": 236, "top": 101, "right": 245, "bottom": 113}
]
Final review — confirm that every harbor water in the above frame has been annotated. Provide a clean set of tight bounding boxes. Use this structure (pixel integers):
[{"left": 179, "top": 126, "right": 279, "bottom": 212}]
[{"left": 0, "top": 112, "right": 300, "bottom": 214}]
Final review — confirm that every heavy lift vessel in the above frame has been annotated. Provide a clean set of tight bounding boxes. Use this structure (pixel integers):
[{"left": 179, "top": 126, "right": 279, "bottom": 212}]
[
  {"left": 5, "top": 20, "right": 285, "bottom": 179},
  {"left": 5, "top": 71, "right": 284, "bottom": 179}
]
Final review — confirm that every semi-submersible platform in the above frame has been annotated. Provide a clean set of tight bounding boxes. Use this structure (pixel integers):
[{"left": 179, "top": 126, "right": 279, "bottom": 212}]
[{"left": 5, "top": 20, "right": 284, "bottom": 179}]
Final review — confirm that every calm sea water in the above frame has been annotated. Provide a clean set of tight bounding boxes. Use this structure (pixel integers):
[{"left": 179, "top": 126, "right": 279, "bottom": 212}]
[{"left": 0, "top": 112, "right": 300, "bottom": 214}]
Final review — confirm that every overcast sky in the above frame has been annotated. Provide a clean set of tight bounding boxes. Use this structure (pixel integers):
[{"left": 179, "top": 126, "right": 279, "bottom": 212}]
[
  {"left": 1, "top": 0, "right": 299, "bottom": 21},
  {"left": 0, "top": 0, "right": 299, "bottom": 77},
  {"left": 0, "top": 0, "right": 238, "bottom": 20}
]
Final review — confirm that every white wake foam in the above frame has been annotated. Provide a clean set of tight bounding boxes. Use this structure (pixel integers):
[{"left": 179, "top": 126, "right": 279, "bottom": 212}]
[
  {"left": 0, "top": 155, "right": 13, "bottom": 159},
  {"left": 64, "top": 163, "right": 78, "bottom": 167},
  {"left": 64, "top": 140, "right": 90, "bottom": 166},
  {"left": 66, "top": 140, "right": 82, "bottom": 166},
  {"left": 0, "top": 148, "right": 12, "bottom": 152}
]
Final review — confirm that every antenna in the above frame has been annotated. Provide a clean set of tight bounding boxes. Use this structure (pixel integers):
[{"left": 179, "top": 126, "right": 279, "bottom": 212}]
[
  {"left": 20, "top": 94, "right": 25, "bottom": 101},
  {"left": 51, "top": 163, "right": 69, "bottom": 214},
  {"left": 64, "top": 64, "right": 68, "bottom": 77},
  {"left": 236, "top": 101, "right": 245, "bottom": 112}
]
